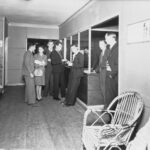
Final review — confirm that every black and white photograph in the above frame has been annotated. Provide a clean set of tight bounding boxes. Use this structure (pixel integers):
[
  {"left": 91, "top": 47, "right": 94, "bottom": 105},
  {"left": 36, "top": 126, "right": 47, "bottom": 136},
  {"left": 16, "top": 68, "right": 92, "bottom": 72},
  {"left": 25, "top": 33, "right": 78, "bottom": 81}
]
[{"left": 0, "top": 0, "right": 150, "bottom": 150}]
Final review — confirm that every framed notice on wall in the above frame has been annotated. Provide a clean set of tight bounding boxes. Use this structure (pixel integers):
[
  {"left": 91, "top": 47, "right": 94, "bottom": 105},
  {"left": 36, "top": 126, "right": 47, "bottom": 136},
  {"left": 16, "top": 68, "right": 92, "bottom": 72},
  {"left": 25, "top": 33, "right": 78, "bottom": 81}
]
[{"left": 127, "top": 19, "right": 150, "bottom": 43}]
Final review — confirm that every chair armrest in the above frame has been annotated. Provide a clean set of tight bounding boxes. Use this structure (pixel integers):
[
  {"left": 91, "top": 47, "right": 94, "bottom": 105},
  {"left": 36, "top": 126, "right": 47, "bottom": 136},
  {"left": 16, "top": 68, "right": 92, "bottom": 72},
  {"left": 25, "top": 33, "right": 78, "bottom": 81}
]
[
  {"left": 83, "top": 109, "right": 114, "bottom": 126},
  {"left": 87, "top": 105, "right": 104, "bottom": 111},
  {"left": 83, "top": 105, "right": 104, "bottom": 125}
]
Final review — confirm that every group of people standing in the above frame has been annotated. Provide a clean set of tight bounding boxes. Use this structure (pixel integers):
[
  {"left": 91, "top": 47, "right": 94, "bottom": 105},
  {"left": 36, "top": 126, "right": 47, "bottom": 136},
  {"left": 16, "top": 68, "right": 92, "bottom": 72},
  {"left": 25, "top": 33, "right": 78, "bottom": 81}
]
[
  {"left": 22, "top": 40, "right": 84, "bottom": 107},
  {"left": 95, "top": 32, "right": 118, "bottom": 108},
  {"left": 22, "top": 32, "right": 118, "bottom": 108}
]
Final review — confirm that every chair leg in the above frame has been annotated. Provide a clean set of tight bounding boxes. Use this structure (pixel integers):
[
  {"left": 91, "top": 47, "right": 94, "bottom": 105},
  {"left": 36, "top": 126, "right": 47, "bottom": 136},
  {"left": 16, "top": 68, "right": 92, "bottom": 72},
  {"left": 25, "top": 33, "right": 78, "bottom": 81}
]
[{"left": 83, "top": 144, "right": 86, "bottom": 150}]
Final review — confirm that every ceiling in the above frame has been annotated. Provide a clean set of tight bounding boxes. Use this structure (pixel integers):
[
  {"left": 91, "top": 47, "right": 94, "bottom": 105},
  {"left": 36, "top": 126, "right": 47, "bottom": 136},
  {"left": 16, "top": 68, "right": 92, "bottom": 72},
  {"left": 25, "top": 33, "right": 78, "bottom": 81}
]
[{"left": 0, "top": 0, "right": 91, "bottom": 27}]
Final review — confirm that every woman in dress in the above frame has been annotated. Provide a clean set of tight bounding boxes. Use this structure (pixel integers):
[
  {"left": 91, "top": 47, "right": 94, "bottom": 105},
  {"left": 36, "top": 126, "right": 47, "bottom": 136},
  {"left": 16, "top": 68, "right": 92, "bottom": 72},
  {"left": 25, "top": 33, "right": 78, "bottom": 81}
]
[{"left": 34, "top": 46, "right": 47, "bottom": 101}]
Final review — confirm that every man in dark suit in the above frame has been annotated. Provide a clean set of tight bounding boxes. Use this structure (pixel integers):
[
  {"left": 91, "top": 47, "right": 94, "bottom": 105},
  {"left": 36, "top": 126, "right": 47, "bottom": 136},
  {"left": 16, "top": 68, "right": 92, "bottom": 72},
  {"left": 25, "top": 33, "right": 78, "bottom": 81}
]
[
  {"left": 105, "top": 32, "right": 118, "bottom": 107},
  {"left": 51, "top": 41, "right": 66, "bottom": 100},
  {"left": 63, "top": 43, "right": 84, "bottom": 106},
  {"left": 43, "top": 40, "right": 54, "bottom": 97},
  {"left": 22, "top": 43, "right": 36, "bottom": 105}
]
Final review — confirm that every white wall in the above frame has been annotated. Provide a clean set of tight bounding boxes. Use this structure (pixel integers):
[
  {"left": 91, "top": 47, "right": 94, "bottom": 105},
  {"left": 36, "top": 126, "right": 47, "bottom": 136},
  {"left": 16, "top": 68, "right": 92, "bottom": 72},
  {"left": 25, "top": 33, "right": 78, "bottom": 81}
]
[
  {"left": 59, "top": 1, "right": 122, "bottom": 38},
  {"left": 59, "top": 0, "right": 150, "bottom": 127},
  {"left": 119, "top": 1, "right": 150, "bottom": 126}
]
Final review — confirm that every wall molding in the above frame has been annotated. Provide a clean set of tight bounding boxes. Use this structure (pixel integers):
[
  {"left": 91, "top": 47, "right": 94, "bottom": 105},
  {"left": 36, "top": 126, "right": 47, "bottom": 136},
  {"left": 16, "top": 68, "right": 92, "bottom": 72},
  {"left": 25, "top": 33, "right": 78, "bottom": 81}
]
[
  {"left": 6, "top": 83, "right": 24, "bottom": 86},
  {"left": 59, "top": 0, "right": 94, "bottom": 28},
  {"left": 9, "top": 22, "right": 59, "bottom": 29}
]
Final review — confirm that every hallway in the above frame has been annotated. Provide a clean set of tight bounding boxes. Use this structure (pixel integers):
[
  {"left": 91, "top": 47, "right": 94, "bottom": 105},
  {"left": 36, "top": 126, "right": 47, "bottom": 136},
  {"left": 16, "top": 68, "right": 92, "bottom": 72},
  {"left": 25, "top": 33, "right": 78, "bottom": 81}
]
[{"left": 0, "top": 86, "right": 85, "bottom": 150}]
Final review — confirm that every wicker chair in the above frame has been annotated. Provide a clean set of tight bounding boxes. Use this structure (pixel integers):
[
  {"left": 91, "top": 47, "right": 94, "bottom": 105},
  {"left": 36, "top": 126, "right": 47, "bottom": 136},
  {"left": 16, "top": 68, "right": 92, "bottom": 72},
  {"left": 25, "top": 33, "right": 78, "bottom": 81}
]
[{"left": 82, "top": 91, "right": 144, "bottom": 150}]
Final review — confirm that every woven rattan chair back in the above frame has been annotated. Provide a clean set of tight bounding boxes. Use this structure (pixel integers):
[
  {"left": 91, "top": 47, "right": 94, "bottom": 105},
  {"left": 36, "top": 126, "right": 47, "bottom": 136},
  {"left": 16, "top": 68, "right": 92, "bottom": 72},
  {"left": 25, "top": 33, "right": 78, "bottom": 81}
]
[{"left": 107, "top": 91, "right": 143, "bottom": 126}]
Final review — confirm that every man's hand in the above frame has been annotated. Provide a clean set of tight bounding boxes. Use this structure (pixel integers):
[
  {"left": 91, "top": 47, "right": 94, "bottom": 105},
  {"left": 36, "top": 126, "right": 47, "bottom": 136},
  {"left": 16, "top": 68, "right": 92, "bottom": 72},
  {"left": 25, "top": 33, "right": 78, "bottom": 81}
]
[
  {"left": 30, "top": 73, "right": 34, "bottom": 78},
  {"left": 62, "top": 59, "right": 67, "bottom": 62},
  {"left": 92, "top": 70, "right": 96, "bottom": 73},
  {"left": 48, "top": 58, "right": 51, "bottom": 62},
  {"left": 106, "top": 61, "right": 112, "bottom": 71},
  {"left": 109, "top": 75, "right": 112, "bottom": 78},
  {"left": 67, "top": 61, "right": 73, "bottom": 66},
  {"left": 34, "top": 60, "right": 41, "bottom": 64},
  {"left": 41, "top": 61, "right": 46, "bottom": 66}
]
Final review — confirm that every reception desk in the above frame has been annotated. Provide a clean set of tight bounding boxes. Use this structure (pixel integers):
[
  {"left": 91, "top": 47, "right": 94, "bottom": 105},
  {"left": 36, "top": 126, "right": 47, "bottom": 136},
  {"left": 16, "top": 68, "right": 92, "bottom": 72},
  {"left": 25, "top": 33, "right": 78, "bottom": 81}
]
[
  {"left": 77, "top": 72, "right": 104, "bottom": 106},
  {"left": 64, "top": 66, "right": 104, "bottom": 106}
]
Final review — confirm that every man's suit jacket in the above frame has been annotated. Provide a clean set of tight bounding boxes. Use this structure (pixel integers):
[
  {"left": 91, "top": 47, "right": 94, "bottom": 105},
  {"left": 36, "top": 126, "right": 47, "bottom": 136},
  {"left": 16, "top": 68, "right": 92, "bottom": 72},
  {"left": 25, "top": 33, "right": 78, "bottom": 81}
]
[
  {"left": 51, "top": 50, "right": 64, "bottom": 73},
  {"left": 45, "top": 49, "right": 52, "bottom": 72},
  {"left": 71, "top": 52, "right": 84, "bottom": 78},
  {"left": 92, "top": 49, "right": 101, "bottom": 70},
  {"left": 107, "top": 43, "right": 118, "bottom": 79},
  {"left": 94, "top": 48, "right": 110, "bottom": 73},
  {"left": 22, "top": 50, "right": 34, "bottom": 76}
]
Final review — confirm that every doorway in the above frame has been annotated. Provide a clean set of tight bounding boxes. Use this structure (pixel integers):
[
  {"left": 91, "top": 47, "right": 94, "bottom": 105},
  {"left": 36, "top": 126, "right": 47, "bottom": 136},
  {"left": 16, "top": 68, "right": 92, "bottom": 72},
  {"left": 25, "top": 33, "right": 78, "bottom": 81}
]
[
  {"left": 27, "top": 38, "right": 53, "bottom": 54},
  {"left": 91, "top": 16, "right": 119, "bottom": 104}
]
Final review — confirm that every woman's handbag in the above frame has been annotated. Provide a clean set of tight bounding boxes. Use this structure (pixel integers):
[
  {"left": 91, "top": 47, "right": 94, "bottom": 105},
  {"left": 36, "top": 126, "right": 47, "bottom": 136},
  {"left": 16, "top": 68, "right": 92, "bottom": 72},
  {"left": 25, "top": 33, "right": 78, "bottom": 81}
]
[{"left": 34, "top": 68, "right": 43, "bottom": 76}]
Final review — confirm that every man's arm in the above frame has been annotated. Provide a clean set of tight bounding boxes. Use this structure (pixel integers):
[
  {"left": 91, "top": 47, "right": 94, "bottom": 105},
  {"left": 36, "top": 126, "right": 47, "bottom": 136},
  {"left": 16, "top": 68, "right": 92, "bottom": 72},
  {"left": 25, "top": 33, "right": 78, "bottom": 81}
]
[{"left": 25, "top": 52, "right": 34, "bottom": 77}]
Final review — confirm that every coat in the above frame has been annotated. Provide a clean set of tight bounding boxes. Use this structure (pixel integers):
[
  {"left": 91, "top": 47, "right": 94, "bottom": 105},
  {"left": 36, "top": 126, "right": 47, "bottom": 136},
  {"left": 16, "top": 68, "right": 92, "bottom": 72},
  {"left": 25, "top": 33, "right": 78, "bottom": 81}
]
[
  {"left": 22, "top": 50, "right": 34, "bottom": 76},
  {"left": 71, "top": 52, "right": 84, "bottom": 78},
  {"left": 107, "top": 43, "right": 118, "bottom": 79},
  {"left": 51, "top": 50, "right": 64, "bottom": 73},
  {"left": 45, "top": 49, "right": 53, "bottom": 73}
]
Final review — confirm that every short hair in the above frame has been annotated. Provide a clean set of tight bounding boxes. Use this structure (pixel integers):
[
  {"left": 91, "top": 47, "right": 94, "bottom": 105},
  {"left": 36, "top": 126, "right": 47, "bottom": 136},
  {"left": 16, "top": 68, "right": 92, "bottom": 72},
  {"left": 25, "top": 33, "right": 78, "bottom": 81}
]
[
  {"left": 47, "top": 40, "right": 54, "bottom": 44},
  {"left": 99, "top": 40, "right": 106, "bottom": 44},
  {"left": 55, "top": 40, "right": 62, "bottom": 46},
  {"left": 54, "top": 40, "right": 62, "bottom": 50},
  {"left": 27, "top": 43, "right": 36, "bottom": 50},
  {"left": 38, "top": 45, "right": 44, "bottom": 50},
  {"left": 105, "top": 32, "right": 117, "bottom": 41}
]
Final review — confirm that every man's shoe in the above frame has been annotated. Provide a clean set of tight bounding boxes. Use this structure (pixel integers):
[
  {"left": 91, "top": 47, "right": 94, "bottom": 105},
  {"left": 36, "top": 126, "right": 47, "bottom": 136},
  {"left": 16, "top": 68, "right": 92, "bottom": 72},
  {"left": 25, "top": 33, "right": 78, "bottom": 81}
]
[
  {"left": 53, "top": 97, "right": 61, "bottom": 101},
  {"left": 37, "top": 98, "right": 43, "bottom": 101},
  {"left": 64, "top": 103, "right": 73, "bottom": 107}
]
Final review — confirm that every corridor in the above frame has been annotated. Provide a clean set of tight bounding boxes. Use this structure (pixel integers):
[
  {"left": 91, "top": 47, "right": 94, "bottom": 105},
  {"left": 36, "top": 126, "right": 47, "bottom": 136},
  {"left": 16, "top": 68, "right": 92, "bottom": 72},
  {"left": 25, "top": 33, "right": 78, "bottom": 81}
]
[{"left": 0, "top": 86, "right": 84, "bottom": 150}]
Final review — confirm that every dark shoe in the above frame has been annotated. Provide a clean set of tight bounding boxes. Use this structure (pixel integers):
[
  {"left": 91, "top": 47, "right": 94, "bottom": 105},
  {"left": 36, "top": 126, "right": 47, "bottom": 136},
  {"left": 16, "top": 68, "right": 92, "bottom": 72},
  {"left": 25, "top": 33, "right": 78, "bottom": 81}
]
[
  {"left": 64, "top": 103, "right": 73, "bottom": 107},
  {"left": 37, "top": 98, "right": 43, "bottom": 101},
  {"left": 53, "top": 97, "right": 61, "bottom": 101}
]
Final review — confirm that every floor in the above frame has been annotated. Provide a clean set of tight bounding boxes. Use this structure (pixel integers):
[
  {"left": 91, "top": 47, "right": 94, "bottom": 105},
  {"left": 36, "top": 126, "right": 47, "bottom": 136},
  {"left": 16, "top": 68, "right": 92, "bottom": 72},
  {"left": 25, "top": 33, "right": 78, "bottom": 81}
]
[{"left": 0, "top": 86, "right": 85, "bottom": 150}]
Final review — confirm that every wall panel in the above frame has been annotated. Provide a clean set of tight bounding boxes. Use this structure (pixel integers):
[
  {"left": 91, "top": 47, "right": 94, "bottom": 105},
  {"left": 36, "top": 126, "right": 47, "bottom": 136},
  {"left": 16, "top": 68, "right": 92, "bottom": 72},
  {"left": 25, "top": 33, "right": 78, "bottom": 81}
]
[{"left": 7, "top": 25, "right": 59, "bottom": 85}]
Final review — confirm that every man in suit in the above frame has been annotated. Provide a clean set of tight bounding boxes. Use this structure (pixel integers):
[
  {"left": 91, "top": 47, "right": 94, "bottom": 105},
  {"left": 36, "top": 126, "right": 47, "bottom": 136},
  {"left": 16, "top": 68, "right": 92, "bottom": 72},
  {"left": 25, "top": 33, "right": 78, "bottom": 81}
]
[
  {"left": 22, "top": 43, "right": 36, "bottom": 105},
  {"left": 43, "top": 40, "right": 54, "bottom": 97},
  {"left": 63, "top": 43, "right": 84, "bottom": 106},
  {"left": 92, "top": 47, "right": 101, "bottom": 71},
  {"left": 51, "top": 41, "right": 66, "bottom": 100},
  {"left": 105, "top": 32, "right": 118, "bottom": 107},
  {"left": 97, "top": 40, "right": 109, "bottom": 104}
]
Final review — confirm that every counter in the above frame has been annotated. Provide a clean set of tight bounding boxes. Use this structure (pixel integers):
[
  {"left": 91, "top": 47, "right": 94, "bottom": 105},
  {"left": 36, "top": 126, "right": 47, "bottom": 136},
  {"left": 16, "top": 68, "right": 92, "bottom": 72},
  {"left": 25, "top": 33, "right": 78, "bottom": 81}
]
[
  {"left": 77, "top": 72, "right": 104, "bottom": 106},
  {"left": 65, "top": 66, "right": 104, "bottom": 106}
]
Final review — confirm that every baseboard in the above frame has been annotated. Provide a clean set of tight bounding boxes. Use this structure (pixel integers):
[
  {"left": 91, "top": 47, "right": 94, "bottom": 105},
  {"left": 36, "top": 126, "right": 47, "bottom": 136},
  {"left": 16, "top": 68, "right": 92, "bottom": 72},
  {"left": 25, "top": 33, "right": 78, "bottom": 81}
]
[
  {"left": 76, "top": 98, "right": 87, "bottom": 110},
  {"left": 76, "top": 98, "right": 105, "bottom": 111},
  {"left": 6, "top": 83, "right": 25, "bottom": 86}
]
